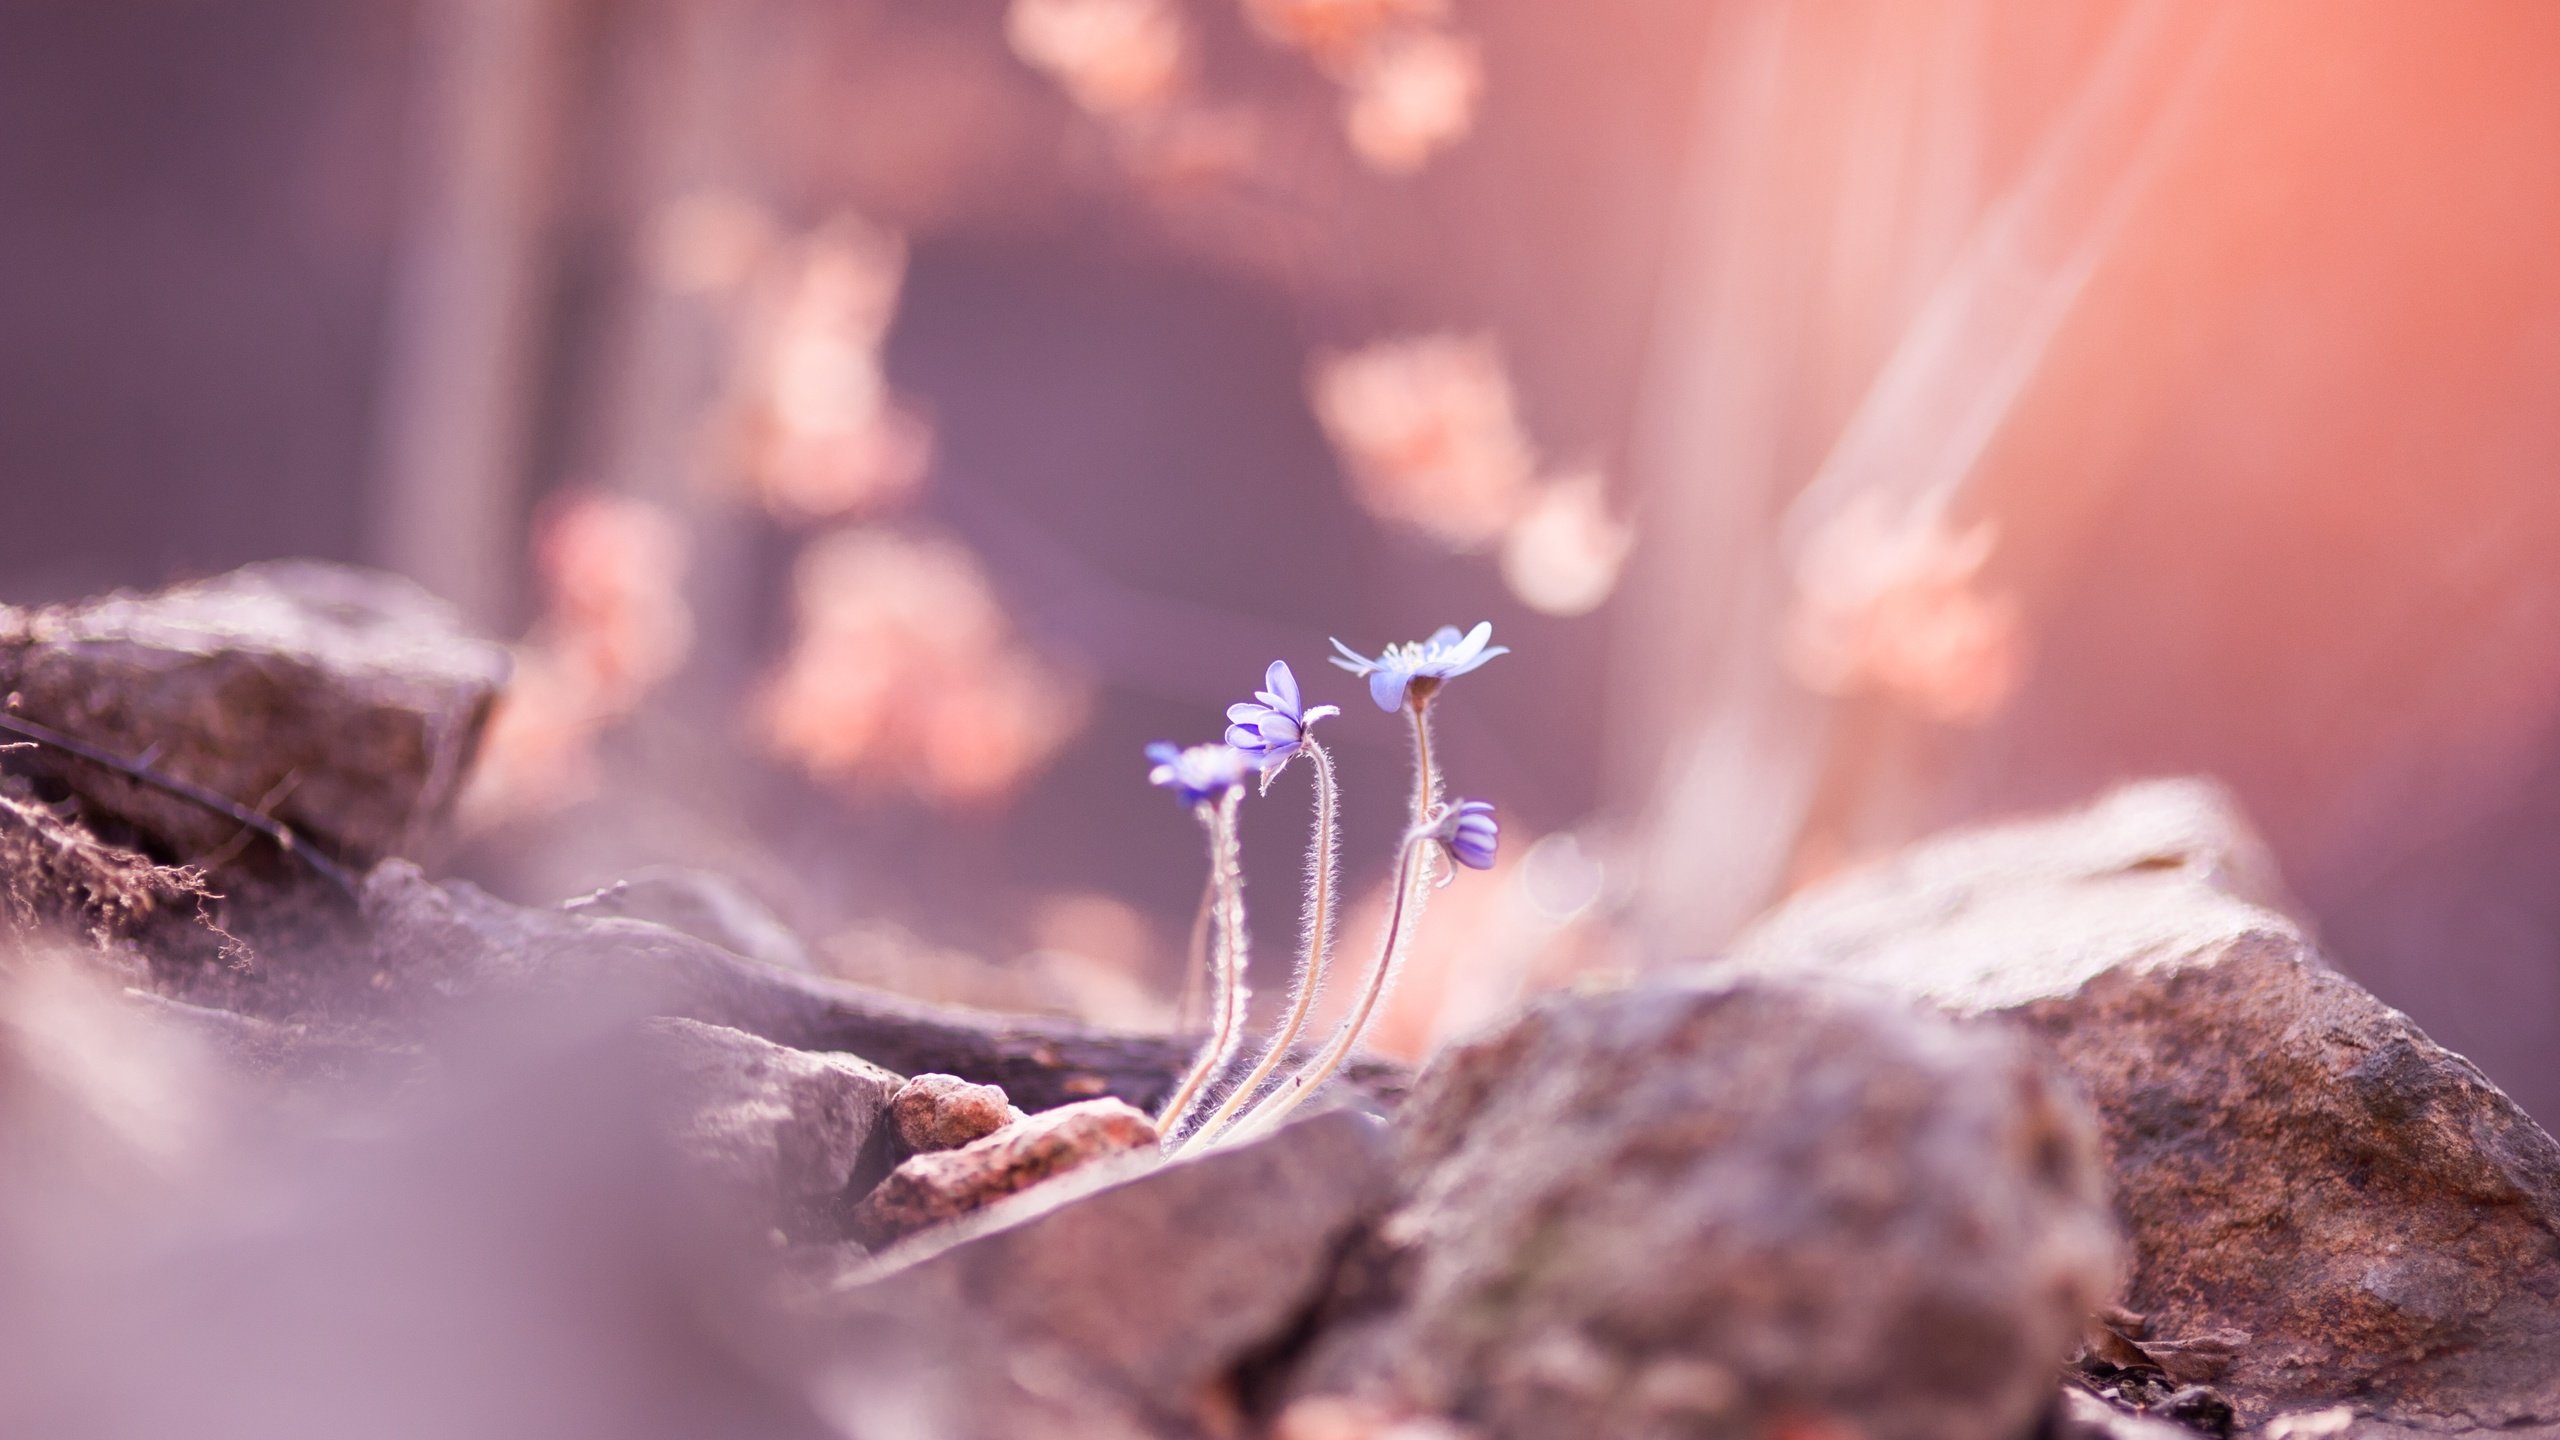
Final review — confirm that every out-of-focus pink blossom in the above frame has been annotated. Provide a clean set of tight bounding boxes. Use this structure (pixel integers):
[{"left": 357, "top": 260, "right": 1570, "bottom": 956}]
[
  {"left": 1239, "top": 0, "right": 1449, "bottom": 74},
  {"left": 534, "top": 491, "right": 695, "bottom": 705},
  {"left": 723, "top": 216, "right": 933, "bottom": 522},
  {"left": 1341, "top": 27, "right": 1482, "bottom": 174},
  {"left": 1006, "top": 0, "right": 1192, "bottom": 118},
  {"left": 1116, "top": 103, "right": 1263, "bottom": 191},
  {"left": 645, "top": 190, "right": 778, "bottom": 298},
  {"left": 1500, "top": 469, "right": 1632, "bottom": 616},
  {"left": 464, "top": 493, "right": 696, "bottom": 824},
  {"left": 1784, "top": 496, "right": 2025, "bottom": 724},
  {"left": 759, "top": 527, "right": 1087, "bottom": 805},
  {"left": 1310, "top": 333, "right": 1535, "bottom": 550}
]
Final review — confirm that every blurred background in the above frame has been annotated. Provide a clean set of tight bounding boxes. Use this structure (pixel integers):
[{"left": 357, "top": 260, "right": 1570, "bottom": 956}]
[{"left": 11, "top": 0, "right": 2560, "bottom": 1117}]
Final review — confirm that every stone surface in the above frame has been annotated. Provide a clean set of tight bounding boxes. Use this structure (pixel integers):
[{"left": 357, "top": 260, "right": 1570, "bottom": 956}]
[
  {"left": 636, "top": 1017, "right": 901, "bottom": 1239},
  {"left": 0, "top": 561, "right": 506, "bottom": 873},
  {"left": 833, "top": 1110, "right": 1396, "bottom": 1437},
  {"left": 848, "top": 1097, "right": 1156, "bottom": 1248},
  {"left": 1296, "top": 977, "right": 2118, "bottom": 1440},
  {"left": 1725, "top": 778, "right": 2560, "bottom": 1430},
  {"left": 562, "top": 867, "right": 816, "bottom": 973},
  {"left": 889, "top": 1072, "right": 1018, "bottom": 1153},
  {"left": 361, "top": 862, "right": 1233, "bottom": 1113}
]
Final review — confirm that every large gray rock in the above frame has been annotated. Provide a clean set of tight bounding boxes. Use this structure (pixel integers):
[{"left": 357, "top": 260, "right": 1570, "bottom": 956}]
[
  {"left": 826, "top": 1110, "right": 1397, "bottom": 1439},
  {"left": 360, "top": 861, "right": 1240, "bottom": 1114},
  {"left": 562, "top": 867, "right": 816, "bottom": 974},
  {"left": 635, "top": 1017, "right": 900, "bottom": 1240},
  {"left": 1726, "top": 779, "right": 2560, "bottom": 1431},
  {"left": 0, "top": 562, "right": 506, "bottom": 874},
  {"left": 1295, "top": 977, "right": 2119, "bottom": 1440}
]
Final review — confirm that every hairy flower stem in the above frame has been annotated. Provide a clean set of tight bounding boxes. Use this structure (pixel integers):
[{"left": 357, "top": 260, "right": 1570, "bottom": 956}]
[
  {"left": 1178, "top": 739, "right": 1340, "bottom": 1156},
  {"left": 1158, "top": 788, "right": 1250, "bottom": 1142},
  {"left": 1404, "top": 690, "right": 1445, "bottom": 891},
  {"left": 1222, "top": 700, "right": 1448, "bottom": 1145},
  {"left": 1174, "top": 867, "right": 1214, "bottom": 1029},
  {"left": 1223, "top": 824, "right": 1433, "bottom": 1144}
]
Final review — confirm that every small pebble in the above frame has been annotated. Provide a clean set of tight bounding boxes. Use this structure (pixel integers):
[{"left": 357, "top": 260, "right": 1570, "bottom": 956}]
[
  {"left": 889, "top": 1073, "right": 1017, "bottom": 1153},
  {"left": 850, "top": 1097, "right": 1156, "bottom": 1248}
]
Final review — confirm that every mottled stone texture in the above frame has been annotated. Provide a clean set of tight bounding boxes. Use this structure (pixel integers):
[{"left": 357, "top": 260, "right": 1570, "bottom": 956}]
[
  {"left": 1728, "top": 778, "right": 2560, "bottom": 1430},
  {"left": 889, "top": 1073, "right": 1018, "bottom": 1153},
  {"left": 635, "top": 1017, "right": 900, "bottom": 1240},
  {"left": 832, "top": 1111, "right": 1396, "bottom": 1439},
  {"left": 360, "top": 862, "right": 1222, "bottom": 1113},
  {"left": 849, "top": 1098, "right": 1157, "bottom": 1248},
  {"left": 0, "top": 561, "right": 506, "bottom": 872},
  {"left": 1297, "top": 978, "right": 2119, "bottom": 1440}
]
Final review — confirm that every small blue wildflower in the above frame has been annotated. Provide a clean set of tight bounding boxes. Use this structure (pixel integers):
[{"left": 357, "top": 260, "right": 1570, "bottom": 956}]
[
  {"left": 1224, "top": 661, "right": 1341, "bottom": 776},
  {"left": 1425, "top": 800, "right": 1500, "bottom": 871},
  {"left": 1145, "top": 741, "right": 1252, "bottom": 808},
  {"left": 1328, "top": 622, "right": 1509, "bottom": 712}
]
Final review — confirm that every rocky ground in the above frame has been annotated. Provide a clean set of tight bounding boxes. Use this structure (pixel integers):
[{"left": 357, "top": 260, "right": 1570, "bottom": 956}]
[{"left": 2, "top": 562, "right": 2556, "bottom": 1440}]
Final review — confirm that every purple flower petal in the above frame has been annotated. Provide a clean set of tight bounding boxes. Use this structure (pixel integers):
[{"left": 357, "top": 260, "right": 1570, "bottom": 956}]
[
  {"left": 1265, "top": 660, "right": 1300, "bottom": 714},
  {"left": 1368, "top": 666, "right": 1409, "bottom": 712}
]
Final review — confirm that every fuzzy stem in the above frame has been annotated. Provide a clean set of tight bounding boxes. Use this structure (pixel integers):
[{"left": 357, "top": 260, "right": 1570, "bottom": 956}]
[
  {"left": 1221, "top": 824, "right": 1431, "bottom": 1143},
  {"left": 1177, "top": 739, "right": 1339, "bottom": 1156},
  {"left": 1173, "top": 865, "right": 1214, "bottom": 1030},
  {"left": 1157, "top": 788, "right": 1250, "bottom": 1141},
  {"left": 1405, "top": 694, "right": 1443, "bottom": 893}
]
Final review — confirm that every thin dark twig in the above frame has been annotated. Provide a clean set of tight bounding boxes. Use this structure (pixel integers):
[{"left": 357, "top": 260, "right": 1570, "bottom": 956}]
[
  {"left": 0, "top": 713, "right": 359, "bottom": 896},
  {"left": 188, "top": 771, "right": 306, "bottom": 876}
]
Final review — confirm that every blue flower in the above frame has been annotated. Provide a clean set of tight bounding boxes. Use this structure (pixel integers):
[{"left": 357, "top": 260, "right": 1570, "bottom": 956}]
[
  {"left": 1424, "top": 799, "right": 1500, "bottom": 870},
  {"left": 1328, "top": 622, "right": 1508, "bottom": 712},
  {"left": 1224, "top": 661, "right": 1341, "bottom": 775},
  {"left": 1146, "top": 741, "right": 1252, "bottom": 807}
]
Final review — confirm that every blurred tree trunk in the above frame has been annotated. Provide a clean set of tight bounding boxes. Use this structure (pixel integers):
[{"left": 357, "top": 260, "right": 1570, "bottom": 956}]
[{"left": 368, "top": 0, "right": 572, "bottom": 632}]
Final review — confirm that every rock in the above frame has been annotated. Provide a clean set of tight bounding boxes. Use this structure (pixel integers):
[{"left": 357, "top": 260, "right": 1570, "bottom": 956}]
[
  {"left": 834, "top": 1110, "right": 1396, "bottom": 1435},
  {"left": 1294, "top": 977, "right": 2118, "bottom": 1440},
  {"left": 889, "top": 1072, "right": 1018, "bottom": 1153},
  {"left": 562, "top": 866, "right": 816, "bottom": 973},
  {"left": 848, "top": 1097, "right": 1156, "bottom": 1248},
  {"left": 0, "top": 562, "right": 506, "bottom": 875},
  {"left": 361, "top": 861, "right": 1238, "bottom": 1113},
  {"left": 636, "top": 1018, "right": 901, "bottom": 1240},
  {"left": 1725, "top": 779, "right": 2560, "bottom": 1430}
]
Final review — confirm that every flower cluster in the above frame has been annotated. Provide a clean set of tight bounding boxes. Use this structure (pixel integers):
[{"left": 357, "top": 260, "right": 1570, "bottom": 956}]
[{"left": 1147, "top": 623, "right": 1507, "bottom": 1154}]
